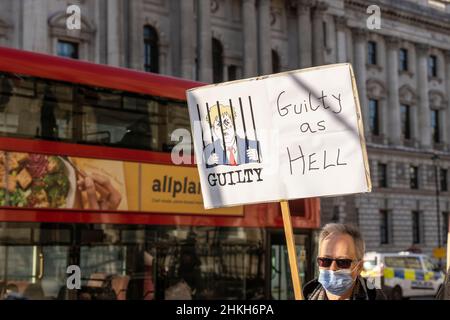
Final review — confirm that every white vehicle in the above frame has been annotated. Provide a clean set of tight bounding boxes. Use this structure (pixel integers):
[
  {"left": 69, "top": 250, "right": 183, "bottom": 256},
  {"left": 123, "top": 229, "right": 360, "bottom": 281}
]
[{"left": 361, "top": 251, "right": 445, "bottom": 299}]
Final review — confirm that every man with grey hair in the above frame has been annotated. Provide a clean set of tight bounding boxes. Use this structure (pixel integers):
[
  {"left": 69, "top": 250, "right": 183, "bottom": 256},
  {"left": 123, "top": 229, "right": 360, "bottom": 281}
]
[{"left": 303, "top": 223, "right": 386, "bottom": 300}]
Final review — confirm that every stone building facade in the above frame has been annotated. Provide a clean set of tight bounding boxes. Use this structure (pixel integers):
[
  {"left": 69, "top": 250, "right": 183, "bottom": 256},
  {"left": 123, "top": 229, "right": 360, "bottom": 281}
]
[{"left": 1, "top": 0, "right": 450, "bottom": 257}]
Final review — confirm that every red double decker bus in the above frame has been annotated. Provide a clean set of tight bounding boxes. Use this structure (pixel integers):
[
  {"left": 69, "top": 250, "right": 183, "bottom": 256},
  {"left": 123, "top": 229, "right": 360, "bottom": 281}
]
[{"left": 0, "top": 47, "right": 320, "bottom": 300}]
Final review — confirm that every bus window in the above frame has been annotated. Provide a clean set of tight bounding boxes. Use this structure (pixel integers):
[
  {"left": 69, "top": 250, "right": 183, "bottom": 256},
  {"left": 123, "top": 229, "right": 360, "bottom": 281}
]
[
  {"left": 269, "top": 232, "right": 308, "bottom": 300},
  {"left": 41, "top": 246, "right": 70, "bottom": 299},
  {"left": 0, "top": 74, "right": 73, "bottom": 142},
  {"left": 36, "top": 81, "right": 73, "bottom": 141},
  {"left": 0, "top": 74, "right": 13, "bottom": 110},
  {"left": 80, "top": 246, "right": 126, "bottom": 278},
  {"left": 0, "top": 75, "right": 39, "bottom": 138},
  {"left": 0, "top": 72, "right": 195, "bottom": 153},
  {"left": 164, "top": 102, "right": 192, "bottom": 152},
  {"left": 0, "top": 246, "right": 35, "bottom": 282},
  {"left": 155, "top": 226, "right": 266, "bottom": 300}
]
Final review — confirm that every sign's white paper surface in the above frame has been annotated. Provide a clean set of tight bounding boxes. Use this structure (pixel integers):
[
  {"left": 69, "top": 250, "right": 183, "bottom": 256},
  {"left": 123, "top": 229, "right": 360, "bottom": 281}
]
[{"left": 186, "top": 64, "right": 371, "bottom": 209}]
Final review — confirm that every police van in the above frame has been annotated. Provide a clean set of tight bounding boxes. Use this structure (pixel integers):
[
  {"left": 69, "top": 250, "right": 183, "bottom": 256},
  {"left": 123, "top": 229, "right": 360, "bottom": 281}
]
[{"left": 361, "top": 251, "right": 445, "bottom": 299}]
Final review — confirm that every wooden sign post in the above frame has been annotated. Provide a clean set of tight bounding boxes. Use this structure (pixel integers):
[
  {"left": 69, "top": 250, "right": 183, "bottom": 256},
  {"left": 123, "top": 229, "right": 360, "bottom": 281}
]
[{"left": 280, "top": 200, "right": 304, "bottom": 300}]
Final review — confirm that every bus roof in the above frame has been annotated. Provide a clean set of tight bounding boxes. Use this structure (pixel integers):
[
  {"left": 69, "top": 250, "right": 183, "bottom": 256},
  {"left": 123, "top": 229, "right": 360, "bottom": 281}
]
[{"left": 0, "top": 46, "right": 205, "bottom": 101}]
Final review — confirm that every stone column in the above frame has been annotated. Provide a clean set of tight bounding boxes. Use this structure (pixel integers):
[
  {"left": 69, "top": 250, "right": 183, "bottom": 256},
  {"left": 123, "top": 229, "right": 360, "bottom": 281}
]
[
  {"left": 297, "top": 0, "right": 312, "bottom": 68},
  {"left": 9, "top": 0, "right": 21, "bottom": 48},
  {"left": 242, "top": 0, "right": 257, "bottom": 77},
  {"left": 352, "top": 28, "right": 369, "bottom": 136},
  {"left": 181, "top": 0, "right": 196, "bottom": 79},
  {"left": 106, "top": 0, "right": 124, "bottom": 67},
  {"left": 258, "top": 0, "right": 272, "bottom": 75},
  {"left": 335, "top": 16, "right": 347, "bottom": 63},
  {"left": 94, "top": 0, "right": 106, "bottom": 64},
  {"left": 445, "top": 51, "right": 450, "bottom": 148},
  {"left": 159, "top": 44, "right": 169, "bottom": 74},
  {"left": 380, "top": 98, "right": 389, "bottom": 141},
  {"left": 386, "top": 36, "right": 401, "bottom": 145},
  {"left": 197, "top": 0, "right": 212, "bottom": 82},
  {"left": 223, "top": 63, "right": 228, "bottom": 82},
  {"left": 416, "top": 43, "right": 431, "bottom": 148},
  {"left": 327, "top": 14, "right": 336, "bottom": 64},
  {"left": 128, "top": 0, "right": 144, "bottom": 70},
  {"left": 22, "top": 0, "right": 48, "bottom": 53},
  {"left": 312, "top": 1, "right": 328, "bottom": 66}
]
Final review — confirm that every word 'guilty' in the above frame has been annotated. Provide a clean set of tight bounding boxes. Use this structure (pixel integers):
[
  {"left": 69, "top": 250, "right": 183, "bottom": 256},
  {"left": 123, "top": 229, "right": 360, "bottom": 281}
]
[
  {"left": 208, "top": 168, "right": 263, "bottom": 187},
  {"left": 277, "top": 90, "right": 343, "bottom": 117},
  {"left": 287, "top": 145, "right": 347, "bottom": 175}
]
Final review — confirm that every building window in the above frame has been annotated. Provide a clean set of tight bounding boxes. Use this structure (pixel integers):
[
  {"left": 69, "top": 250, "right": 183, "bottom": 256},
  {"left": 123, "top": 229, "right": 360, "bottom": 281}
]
[
  {"left": 400, "top": 104, "right": 411, "bottom": 140},
  {"left": 212, "top": 38, "right": 223, "bottom": 83},
  {"left": 412, "top": 211, "right": 422, "bottom": 244},
  {"left": 57, "top": 40, "right": 79, "bottom": 59},
  {"left": 144, "top": 25, "right": 159, "bottom": 73},
  {"left": 440, "top": 168, "right": 448, "bottom": 192},
  {"left": 368, "top": 99, "right": 379, "bottom": 136},
  {"left": 378, "top": 163, "right": 388, "bottom": 188},
  {"left": 367, "top": 41, "right": 377, "bottom": 65},
  {"left": 399, "top": 48, "right": 408, "bottom": 71},
  {"left": 410, "top": 165, "right": 419, "bottom": 189},
  {"left": 272, "top": 50, "right": 280, "bottom": 73},
  {"left": 431, "top": 109, "right": 440, "bottom": 143},
  {"left": 380, "top": 210, "right": 389, "bottom": 244},
  {"left": 428, "top": 55, "right": 437, "bottom": 77},
  {"left": 228, "top": 65, "right": 237, "bottom": 81},
  {"left": 331, "top": 206, "right": 339, "bottom": 222},
  {"left": 323, "top": 21, "right": 327, "bottom": 48}
]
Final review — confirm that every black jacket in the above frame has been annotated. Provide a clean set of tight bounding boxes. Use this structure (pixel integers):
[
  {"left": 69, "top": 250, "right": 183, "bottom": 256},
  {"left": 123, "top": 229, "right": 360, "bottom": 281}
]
[{"left": 436, "top": 269, "right": 450, "bottom": 300}]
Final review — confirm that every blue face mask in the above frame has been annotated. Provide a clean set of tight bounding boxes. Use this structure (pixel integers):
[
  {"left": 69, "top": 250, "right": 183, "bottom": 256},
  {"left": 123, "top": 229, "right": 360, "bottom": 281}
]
[{"left": 318, "top": 269, "right": 355, "bottom": 296}]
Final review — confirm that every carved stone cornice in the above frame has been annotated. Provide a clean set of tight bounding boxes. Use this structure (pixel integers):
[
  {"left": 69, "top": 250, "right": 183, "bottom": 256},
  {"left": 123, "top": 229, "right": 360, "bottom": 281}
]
[
  {"left": 211, "top": 0, "right": 219, "bottom": 13},
  {"left": 385, "top": 36, "right": 400, "bottom": 49},
  {"left": 399, "top": 84, "right": 417, "bottom": 105},
  {"left": 366, "top": 78, "right": 387, "bottom": 99},
  {"left": 334, "top": 16, "right": 348, "bottom": 30},
  {"left": 350, "top": 27, "right": 368, "bottom": 41},
  {"left": 48, "top": 10, "right": 95, "bottom": 42},
  {"left": 298, "top": 0, "right": 314, "bottom": 7},
  {"left": 416, "top": 43, "right": 430, "bottom": 55},
  {"left": 444, "top": 50, "right": 450, "bottom": 61},
  {"left": 345, "top": 0, "right": 450, "bottom": 33},
  {"left": 312, "top": 1, "right": 328, "bottom": 17},
  {"left": 429, "top": 90, "right": 447, "bottom": 109},
  {"left": 0, "top": 19, "right": 12, "bottom": 38},
  {"left": 296, "top": 0, "right": 313, "bottom": 15}
]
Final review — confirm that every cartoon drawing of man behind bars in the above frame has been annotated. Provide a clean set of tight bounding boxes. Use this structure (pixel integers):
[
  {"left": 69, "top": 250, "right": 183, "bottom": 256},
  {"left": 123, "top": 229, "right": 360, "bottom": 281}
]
[{"left": 204, "top": 103, "right": 260, "bottom": 167}]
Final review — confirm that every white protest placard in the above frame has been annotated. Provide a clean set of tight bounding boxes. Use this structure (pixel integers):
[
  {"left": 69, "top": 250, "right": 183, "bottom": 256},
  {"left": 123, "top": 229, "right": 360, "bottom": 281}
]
[{"left": 186, "top": 64, "right": 371, "bottom": 209}]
